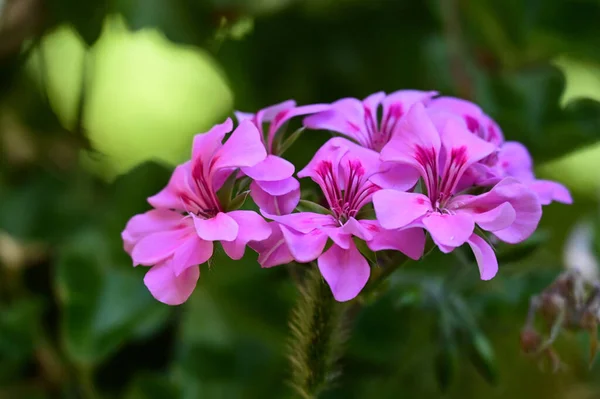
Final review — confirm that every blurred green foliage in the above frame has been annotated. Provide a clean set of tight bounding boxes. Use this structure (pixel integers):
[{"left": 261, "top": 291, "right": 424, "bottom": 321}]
[{"left": 1, "top": 0, "right": 600, "bottom": 398}]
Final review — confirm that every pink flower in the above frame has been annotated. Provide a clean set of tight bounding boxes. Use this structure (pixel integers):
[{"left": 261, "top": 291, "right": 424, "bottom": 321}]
[
  {"left": 236, "top": 100, "right": 328, "bottom": 215},
  {"left": 260, "top": 137, "right": 425, "bottom": 301},
  {"left": 303, "top": 90, "right": 438, "bottom": 191},
  {"left": 373, "top": 103, "right": 542, "bottom": 280},
  {"left": 427, "top": 96, "right": 572, "bottom": 205},
  {"left": 122, "top": 119, "right": 272, "bottom": 305}
]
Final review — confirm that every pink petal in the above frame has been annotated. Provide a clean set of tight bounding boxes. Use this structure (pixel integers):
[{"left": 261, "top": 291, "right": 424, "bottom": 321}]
[
  {"left": 372, "top": 190, "right": 430, "bottom": 230},
  {"left": 249, "top": 223, "right": 294, "bottom": 268},
  {"left": 122, "top": 209, "right": 183, "bottom": 253},
  {"left": 280, "top": 225, "right": 329, "bottom": 263},
  {"left": 497, "top": 141, "right": 535, "bottom": 181},
  {"left": 529, "top": 180, "right": 573, "bottom": 205},
  {"left": 466, "top": 234, "right": 498, "bottom": 280},
  {"left": 220, "top": 210, "right": 272, "bottom": 260},
  {"left": 318, "top": 242, "right": 370, "bottom": 302},
  {"left": 192, "top": 118, "right": 232, "bottom": 162},
  {"left": 380, "top": 102, "right": 441, "bottom": 172},
  {"left": 303, "top": 98, "right": 370, "bottom": 147},
  {"left": 147, "top": 163, "right": 193, "bottom": 210},
  {"left": 234, "top": 111, "right": 255, "bottom": 124},
  {"left": 422, "top": 212, "right": 475, "bottom": 248},
  {"left": 242, "top": 155, "right": 295, "bottom": 182},
  {"left": 193, "top": 212, "right": 239, "bottom": 242},
  {"left": 370, "top": 162, "right": 420, "bottom": 191},
  {"left": 268, "top": 103, "right": 330, "bottom": 148},
  {"left": 144, "top": 261, "right": 199, "bottom": 305},
  {"left": 131, "top": 228, "right": 189, "bottom": 266},
  {"left": 440, "top": 118, "right": 496, "bottom": 170},
  {"left": 469, "top": 202, "right": 516, "bottom": 232},
  {"left": 460, "top": 178, "right": 542, "bottom": 244},
  {"left": 382, "top": 90, "right": 437, "bottom": 137},
  {"left": 323, "top": 218, "right": 372, "bottom": 250},
  {"left": 267, "top": 212, "right": 336, "bottom": 234},
  {"left": 255, "top": 176, "right": 299, "bottom": 196},
  {"left": 171, "top": 237, "right": 213, "bottom": 276},
  {"left": 211, "top": 120, "right": 267, "bottom": 172},
  {"left": 362, "top": 221, "right": 426, "bottom": 260},
  {"left": 250, "top": 181, "right": 300, "bottom": 215}
]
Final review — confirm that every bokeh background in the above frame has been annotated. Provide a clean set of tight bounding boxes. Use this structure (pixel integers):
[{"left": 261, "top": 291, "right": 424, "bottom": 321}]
[{"left": 1, "top": 0, "right": 600, "bottom": 398}]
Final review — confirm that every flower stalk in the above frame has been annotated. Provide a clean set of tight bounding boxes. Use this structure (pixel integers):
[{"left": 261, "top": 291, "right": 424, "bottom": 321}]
[{"left": 288, "top": 267, "right": 347, "bottom": 399}]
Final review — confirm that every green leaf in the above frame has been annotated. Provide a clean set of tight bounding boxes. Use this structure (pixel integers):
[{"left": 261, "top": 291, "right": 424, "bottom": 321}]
[
  {"left": 47, "top": 0, "right": 109, "bottom": 46},
  {"left": 124, "top": 373, "right": 180, "bottom": 399},
  {"left": 217, "top": 170, "right": 239, "bottom": 210},
  {"left": 277, "top": 127, "right": 305, "bottom": 155},
  {"left": 353, "top": 237, "right": 377, "bottom": 265},
  {"left": 467, "top": 333, "right": 498, "bottom": 385},
  {"left": 55, "top": 229, "right": 171, "bottom": 365},
  {"left": 0, "top": 298, "right": 43, "bottom": 382},
  {"left": 434, "top": 340, "right": 459, "bottom": 393},
  {"left": 489, "top": 66, "right": 600, "bottom": 162},
  {"left": 495, "top": 230, "right": 549, "bottom": 263},
  {"left": 227, "top": 191, "right": 250, "bottom": 211},
  {"left": 296, "top": 200, "right": 331, "bottom": 215}
]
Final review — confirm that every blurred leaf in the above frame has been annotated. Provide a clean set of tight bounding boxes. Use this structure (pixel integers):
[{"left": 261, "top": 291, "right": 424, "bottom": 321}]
[
  {"left": 0, "top": 298, "right": 43, "bottom": 382},
  {"left": 46, "top": 0, "right": 109, "bottom": 46},
  {"left": 115, "top": 0, "right": 214, "bottom": 46},
  {"left": 434, "top": 340, "right": 459, "bottom": 393},
  {"left": 490, "top": 66, "right": 600, "bottom": 162},
  {"left": 55, "top": 230, "right": 170, "bottom": 365},
  {"left": 466, "top": 333, "right": 498, "bottom": 385},
  {"left": 495, "top": 230, "right": 549, "bottom": 264},
  {"left": 124, "top": 373, "right": 180, "bottom": 399}
]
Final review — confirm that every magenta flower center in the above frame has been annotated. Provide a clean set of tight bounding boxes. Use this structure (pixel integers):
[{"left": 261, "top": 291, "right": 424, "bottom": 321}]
[
  {"left": 316, "top": 159, "right": 379, "bottom": 224},
  {"left": 415, "top": 145, "right": 468, "bottom": 212},
  {"left": 348, "top": 104, "right": 403, "bottom": 152},
  {"left": 186, "top": 161, "right": 223, "bottom": 218}
]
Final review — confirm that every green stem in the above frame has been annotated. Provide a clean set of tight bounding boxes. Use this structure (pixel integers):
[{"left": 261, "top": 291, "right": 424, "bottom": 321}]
[{"left": 288, "top": 267, "right": 346, "bottom": 398}]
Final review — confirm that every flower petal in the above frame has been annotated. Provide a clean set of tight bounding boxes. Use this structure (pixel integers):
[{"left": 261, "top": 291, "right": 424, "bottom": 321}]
[
  {"left": 221, "top": 211, "right": 272, "bottom": 260},
  {"left": 362, "top": 221, "right": 426, "bottom": 260},
  {"left": 131, "top": 228, "right": 188, "bottom": 266},
  {"left": 255, "top": 176, "right": 300, "bottom": 196},
  {"left": 192, "top": 118, "right": 232, "bottom": 162},
  {"left": 466, "top": 234, "right": 498, "bottom": 280},
  {"left": 440, "top": 117, "right": 496, "bottom": 171},
  {"left": 529, "top": 180, "right": 573, "bottom": 205},
  {"left": 242, "top": 155, "right": 295, "bottom": 181},
  {"left": 422, "top": 212, "right": 475, "bottom": 248},
  {"left": 250, "top": 181, "right": 300, "bottom": 215},
  {"left": 318, "top": 242, "right": 370, "bottom": 302},
  {"left": 211, "top": 120, "right": 267, "bottom": 172},
  {"left": 122, "top": 209, "right": 183, "bottom": 253},
  {"left": 380, "top": 102, "right": 441, "bottom": 173},
  {"left": 303, "top": 97, "right": 369, "bottom": 147},
  {"left": 193, "top": 212, "right": 239, "bottom": 242},
  {"left": 460, "top": 178, "right": 542, "bottom": 243},
  {"left": 370, "top": 162, "right": 420, "bottom": 191},
  {"left": 144, "top": 262, "right": 199, "bottom": 305},
  {"left": 171, "top": 237, "right": 213, "bottom": 276},
  {"left": 280, "top": 225, "right": 328, "bottom": 263},
  {"left": 267, "top": 212, "right": 336, "bottom": 234},
  {"left": 372, "top": 190, "right": 430, "bottom": 230},
  {"left": 249, "top": 222, "right": 294, "bottom": 268},
  {"left": 147, "top": 163, "right": 193, "bottom": 210},
  {"left": 470, "top": 202, "right": 516, "bottom": 232}
]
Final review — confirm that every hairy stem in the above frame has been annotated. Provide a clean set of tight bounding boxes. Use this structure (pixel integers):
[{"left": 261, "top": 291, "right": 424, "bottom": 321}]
[{"left": 288, "top": 267, "right": 346, "bottom": 398}]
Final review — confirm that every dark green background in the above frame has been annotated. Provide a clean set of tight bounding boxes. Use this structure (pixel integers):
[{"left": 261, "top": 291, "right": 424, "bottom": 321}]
[{"left": 1, "top": 0, "right": 600, "bottom": 397}]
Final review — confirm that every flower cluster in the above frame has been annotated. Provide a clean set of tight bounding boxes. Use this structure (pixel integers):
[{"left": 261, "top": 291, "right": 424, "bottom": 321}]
[{"left": 123, "top": 91, "right": 571, "bottom": 305}]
